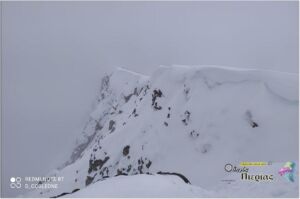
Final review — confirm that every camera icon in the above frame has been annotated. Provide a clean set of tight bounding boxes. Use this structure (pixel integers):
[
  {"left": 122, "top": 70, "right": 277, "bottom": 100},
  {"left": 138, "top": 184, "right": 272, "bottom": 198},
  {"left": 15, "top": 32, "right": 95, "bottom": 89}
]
[{"left": 10, "top": 177, "right": 22, "bottom": 189}]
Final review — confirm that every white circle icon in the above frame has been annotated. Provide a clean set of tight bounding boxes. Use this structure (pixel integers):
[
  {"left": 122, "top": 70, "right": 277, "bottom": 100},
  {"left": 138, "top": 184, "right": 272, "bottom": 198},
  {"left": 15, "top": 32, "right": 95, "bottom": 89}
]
[{"left": 10, "top": 177, "right": 16, "bottom": 183}]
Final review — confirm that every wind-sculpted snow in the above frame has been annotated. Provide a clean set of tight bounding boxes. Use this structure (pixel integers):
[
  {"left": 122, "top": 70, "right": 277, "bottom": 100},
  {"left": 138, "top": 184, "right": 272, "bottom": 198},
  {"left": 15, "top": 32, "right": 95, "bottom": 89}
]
[
  {"left": 155, "top": 65, "right": 298, "bottom": 101},
  {"left": 26, "top": 65, "right": 298, "bottom": 198}
]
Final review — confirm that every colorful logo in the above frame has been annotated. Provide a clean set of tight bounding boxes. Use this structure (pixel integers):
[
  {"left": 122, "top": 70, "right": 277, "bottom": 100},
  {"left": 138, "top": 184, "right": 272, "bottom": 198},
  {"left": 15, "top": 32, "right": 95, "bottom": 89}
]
[{"left": 278, "top": 161, "right": 296, "bottom": 182}]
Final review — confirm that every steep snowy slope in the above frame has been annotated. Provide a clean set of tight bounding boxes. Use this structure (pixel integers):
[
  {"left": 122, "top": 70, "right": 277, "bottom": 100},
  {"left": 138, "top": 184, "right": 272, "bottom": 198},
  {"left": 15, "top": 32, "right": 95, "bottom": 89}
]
[{"left": 25, "top": 65, "right": 298, "bottom": 198}]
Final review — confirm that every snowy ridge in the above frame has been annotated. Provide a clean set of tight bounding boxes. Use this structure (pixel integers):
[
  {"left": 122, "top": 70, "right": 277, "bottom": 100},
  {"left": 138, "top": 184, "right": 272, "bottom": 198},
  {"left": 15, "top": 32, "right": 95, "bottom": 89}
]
[
  {"left": 26, "top": 65, "right": 298, "bottom": 198},
  {"left": 155, "top": 65, "right": 298, "bottom": 101}
]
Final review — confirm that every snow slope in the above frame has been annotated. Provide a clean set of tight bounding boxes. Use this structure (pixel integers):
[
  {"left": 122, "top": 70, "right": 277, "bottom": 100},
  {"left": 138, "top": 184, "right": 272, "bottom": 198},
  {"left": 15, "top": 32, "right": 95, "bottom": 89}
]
[
  {"left": 25, "top": 65, "right": 298, "bottom": 198},
  {"left": 65, "top": 174, "right": 213, "bottom": 198},
  {"left": 67, "top": 164, "right": 298, "bottom": 198}
]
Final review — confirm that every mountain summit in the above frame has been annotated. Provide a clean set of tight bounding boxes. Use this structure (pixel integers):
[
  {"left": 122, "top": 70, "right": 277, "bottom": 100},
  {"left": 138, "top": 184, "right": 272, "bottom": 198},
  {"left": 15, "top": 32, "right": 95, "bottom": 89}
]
[{"left": 27, "top": 65, "right": 298, "bottom": 197}]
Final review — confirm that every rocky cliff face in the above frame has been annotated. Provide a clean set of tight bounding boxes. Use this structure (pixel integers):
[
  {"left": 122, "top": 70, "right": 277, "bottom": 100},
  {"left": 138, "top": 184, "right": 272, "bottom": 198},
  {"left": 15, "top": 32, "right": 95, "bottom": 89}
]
[{"left": 26, "top": 65, "right": 298, "bottom": 197}]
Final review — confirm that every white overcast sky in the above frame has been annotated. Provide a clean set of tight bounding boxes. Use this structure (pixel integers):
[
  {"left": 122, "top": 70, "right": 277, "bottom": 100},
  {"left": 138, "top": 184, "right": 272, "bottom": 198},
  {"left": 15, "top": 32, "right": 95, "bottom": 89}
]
[{"left": 1, "top": 1, "right": 298, "bottom": 197}]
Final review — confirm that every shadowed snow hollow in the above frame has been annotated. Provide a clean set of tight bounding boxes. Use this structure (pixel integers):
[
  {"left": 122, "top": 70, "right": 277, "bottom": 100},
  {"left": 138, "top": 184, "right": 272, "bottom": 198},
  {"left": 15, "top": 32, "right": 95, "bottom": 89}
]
[{"left": 25, "top": 65, "right": 298, "bottom": 198}]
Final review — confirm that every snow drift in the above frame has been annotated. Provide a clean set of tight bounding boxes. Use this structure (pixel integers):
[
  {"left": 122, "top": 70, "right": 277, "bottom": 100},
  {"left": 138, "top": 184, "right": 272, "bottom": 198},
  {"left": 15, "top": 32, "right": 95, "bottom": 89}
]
[{"left": 25, "top": 65, "right": 298, "bottom": 198}]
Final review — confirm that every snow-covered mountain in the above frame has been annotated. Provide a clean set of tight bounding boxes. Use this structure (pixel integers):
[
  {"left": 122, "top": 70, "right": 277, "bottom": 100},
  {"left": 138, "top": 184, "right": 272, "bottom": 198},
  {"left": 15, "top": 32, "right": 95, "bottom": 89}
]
[{"left": 26, "top": 65, "right": 298, "bottom": 198}]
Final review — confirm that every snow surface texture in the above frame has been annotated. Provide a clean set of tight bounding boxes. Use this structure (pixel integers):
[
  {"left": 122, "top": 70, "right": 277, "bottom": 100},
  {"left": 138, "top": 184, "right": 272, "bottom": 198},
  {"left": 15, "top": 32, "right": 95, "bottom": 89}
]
[{"left": 25, "top": 65, "right": 299, "bottom": 198}]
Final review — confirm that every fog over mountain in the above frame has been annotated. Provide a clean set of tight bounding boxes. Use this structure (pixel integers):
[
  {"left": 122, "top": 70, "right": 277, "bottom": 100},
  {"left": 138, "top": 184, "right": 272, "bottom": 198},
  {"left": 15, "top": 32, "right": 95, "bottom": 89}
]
[{"left": 1, "top": 1, "right": 298, "bottom": 197}]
